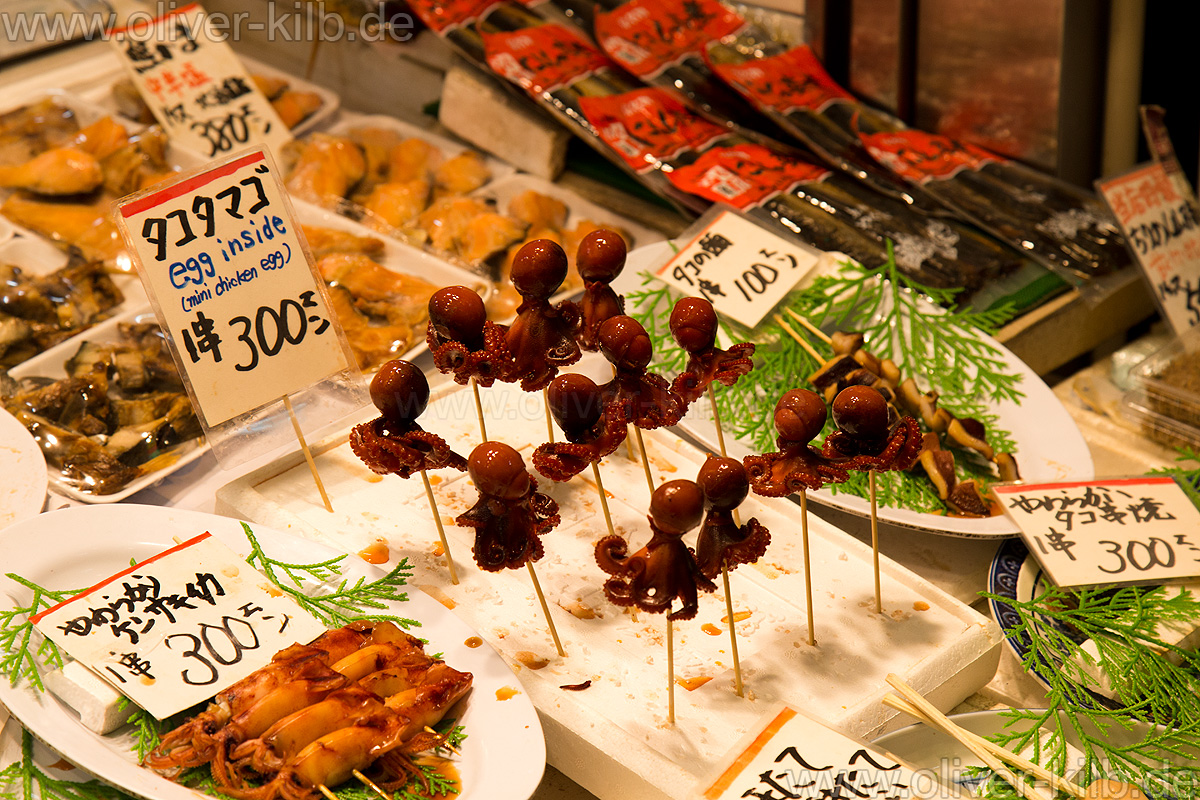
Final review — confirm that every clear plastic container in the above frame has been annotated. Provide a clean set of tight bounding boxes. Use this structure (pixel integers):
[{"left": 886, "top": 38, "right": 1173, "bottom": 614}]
[
  {"left": 1128, "top": 327, "right": 1200, "bottom": 429},
  {"left": 1121, "top": 390, "right": 1200, "bottom": 452}
]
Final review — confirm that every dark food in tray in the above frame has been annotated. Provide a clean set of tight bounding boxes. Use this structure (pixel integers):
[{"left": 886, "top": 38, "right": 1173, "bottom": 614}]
[
  {"left": 0, "top": 258, "right": 125, "bottom": 367},
  {"left": 1, "top": 321, "right": 202, "bottom": 495}
]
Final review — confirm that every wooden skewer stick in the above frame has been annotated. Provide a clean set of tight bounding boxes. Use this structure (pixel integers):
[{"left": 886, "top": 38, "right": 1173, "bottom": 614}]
[
  {"left": 543, "top": 387, "right": 555, "bottom": 443},
  {"left": 886, "top": 674, "right": 1054, "bottom": 800},
  {"left": 420, "top": 470, "right": 459, "bottom": 585},
  {"left": 283, "top": 395, "right": 332, "bottom": 513},
  {"left": 592, "top": 461, "right": 616, "bottom": 538},
  {"left": 353, "top": 769, "right": 394, "bottom": 800},
  {"left": 666, "top": 614, "right": 676, "bottom": 724},
  {"left": 527, "top": 561, "right": 566, "bottom": 657},
  {"left": 881, "top": 693, "right": 1085, "bottom": 799},
  {"left": 869, "top": 470, "right": 881, "bottom": 614},
  {"left": 470, "top": 377, "right": 487, "bottom": 441},
  {"left": 799, "top": 490, "right": 816, "bottom": 646},
  {"left": 721, "top": 562, "right": 744, "bottom": 697},
  {"left": 783, "top": 308, "right": 833, "bottom": 344},
  {"left": 634, "top": 427, "right": 656, "bottom": 496},
  {"left": 707, "top": 384, "right": 740, "bottom": 527},
  {"left": 317, "top": 786, "right": 339, "bottom": 800},
  {"left": 773, "top": 314, "right": 824, "bottom": 362},
  {"left": 624, "top": 424, "right": 638, "bottom": 462}
]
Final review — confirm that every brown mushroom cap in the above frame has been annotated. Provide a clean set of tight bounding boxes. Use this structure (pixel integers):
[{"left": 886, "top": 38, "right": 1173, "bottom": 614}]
[
  {"left": 468, "top": 441, "right": 530, "bottom": 500},
  {"left": 369, "top": 359, "right": 429, "bottom": 423},
  {"left": 428, "top": 285, "right": 486, "bottom": 346},
  {"left": 576, "top": 229, "right": 626, "bottom": 283},
  {"left": 831, "top": 385, "right": 889, "bottom": 441},
  {"left": 774, "top": 388, "right": 827, "bottom": 443},
  {"left": 668, "top": 297, "right": 718, "bottom": 353},
  {"left": 697, "top": 456, "right": 749, "bottom": 511},
  {"left": 511, "top": 239, "right": 568, "bottom": 299},
  {"left": 649, "top": 479, "right": 704, "bottom": 535},
  {"left": 598, "top": 315, "right": 653, "bottom": 371},
  {"left": 546, "top": 372, "right": 603, "bottom": 435}
]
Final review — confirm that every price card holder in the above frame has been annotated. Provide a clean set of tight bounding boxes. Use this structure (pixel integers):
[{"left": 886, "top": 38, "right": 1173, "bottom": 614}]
[
  {"left": 1096, "top": 163, "right": 1200, "bottom": 337},
  {"left": 109, "top": 3, "right": 291, "bottom": 159},
  {"left": 116, "top": 146, "right": 368, "bottom": 469},
  {"left": 653, "top": 205, "right": 822, "bottom": 329},
  {"left": 697, "top": 704, "right": 954, "bottom": 800},
  {"left": 31, "top": 533, "right": 327, "bottom": 720},
  {"left": 993, "top": 477, "right": 1200, "bottom": 589}
]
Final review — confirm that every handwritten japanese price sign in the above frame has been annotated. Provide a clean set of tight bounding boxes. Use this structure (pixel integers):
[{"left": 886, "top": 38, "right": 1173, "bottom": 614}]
[
  {"left": 993, "top": 477, "right": 1200, "bottom": 588},
  {"left": 656, "top": 206, "right": 820, "bottom": 328},
  {"left": 699, "top": 705, "right": 949, "bottom": 800},
  {"left": 109, "top": 3, "right": 290, "bottom": 158},
  {"left": 32, "top": 533, "right": 326, "bottom": 719},
  {"left": 1096, "top": 162, "right": 1200, "bottom": 336},
  {"left": 116, "top": 147, "right": 355, "bottom": 430}
]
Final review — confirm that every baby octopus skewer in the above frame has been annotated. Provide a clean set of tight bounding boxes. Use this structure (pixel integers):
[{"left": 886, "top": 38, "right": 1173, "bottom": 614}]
[
  {"left": 349, "top": 359, "right": 467, "bottom": 582},
  {"left": 427, "top": 285, "right": 512, "bottom": 441},
  {"left": 694, "top": 456, "right": 769, "bottom": 698},
  {"left": 457, "top": 442, "right": 566, "bottom": 657},
  {"left": 595, "top": 479, "right": 715, "bottom": 724}
]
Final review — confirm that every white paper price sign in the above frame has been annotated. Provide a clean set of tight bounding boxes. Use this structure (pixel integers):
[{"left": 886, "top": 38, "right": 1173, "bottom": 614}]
[
  {"left": 109, "top": 3, "right": 290, "bottom": 158},
  {"left": 656, "top": 207, "right": 820, "bottom": 328},
  {"left": 116, "top": 147, "right": 353, "bottom": 428},
  {"left": 993, "top": 477, "right": 1200, "bottom": 588},
  {"left": 1096, "top": 162, "right": 1200, "bottom": 336},
  {"left": 31, "top": 533, "right": 326, "bottom": 720},
  {"left": 699, "top": 705, "right": 950, "bottom": 800}
]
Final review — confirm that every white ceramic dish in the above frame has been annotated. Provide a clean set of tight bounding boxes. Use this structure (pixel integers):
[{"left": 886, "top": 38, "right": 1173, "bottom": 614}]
[
  {"left": 0, "top": 407, "right": 47, "bottom": 529},
  {"left": 6, "top": 307, "right": 208, "bottom": 504},
  {"left": 616, "top": 241, "right": 1095, "bottom": 538},
  {"left": 0, "top": 504, "right": 546, "bottom": 800}
]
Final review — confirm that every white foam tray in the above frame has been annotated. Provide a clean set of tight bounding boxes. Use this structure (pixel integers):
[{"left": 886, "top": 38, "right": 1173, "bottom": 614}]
[{"left": 216, "top": 376, "right": 1002, "bottom": 800}]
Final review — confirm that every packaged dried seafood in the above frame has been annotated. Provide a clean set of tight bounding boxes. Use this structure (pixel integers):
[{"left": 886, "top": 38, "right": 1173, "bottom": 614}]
[{"left": 409, "top": 1, "right": 1023, "bottom": 295}]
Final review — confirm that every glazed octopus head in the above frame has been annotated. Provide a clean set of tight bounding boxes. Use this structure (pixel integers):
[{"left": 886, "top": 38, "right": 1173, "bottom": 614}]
[
  {"left": 576, "top": 229, "right": 627, "bottom": 283},
  {"left": 649, "top": 479, "right": 704, "bottom": 535},
  {"left": 546, "top": 372, "right": 603, "bottom": 437},
  {"left": 774, "top": 389, "right": 827, "bottom": 443},
  {"left": 832, "top": 385, "right": 890, "bottom": 441},
  {"left": 511, "top": 239, "right": 568, "bottom": 300},
  {"left": 597, "top": 315, "right": 653, "bottom": 371},
  {"left": 428, "top": 285, "right": 486, "bottom": 347},
  {"left": 369, "top": 359, "right": 429, "bottom": 424},
  {"left": 468, "top": 441, "right": 531, "bottom": 501},
  {"left": 697, "top": 456, "right": 749, "bottom": 512},
  {"left": 668, "top": 297, "right": 718, "bottom": 353}
]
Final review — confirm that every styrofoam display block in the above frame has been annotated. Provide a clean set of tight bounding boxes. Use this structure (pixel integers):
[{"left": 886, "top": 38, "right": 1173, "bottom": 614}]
[{"left": 216, "top": 376, "right": 1002, "bottom": 800}]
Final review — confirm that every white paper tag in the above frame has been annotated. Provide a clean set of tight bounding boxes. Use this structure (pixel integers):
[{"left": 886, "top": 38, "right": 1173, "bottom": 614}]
[
  {"left": 109, "top": 3, "right": 291, "bottom": 159},
  {"left": 698, "top": 705, "right": 953, "bottom": 800},
  {"left": 655, "top": 207, "right": 820, "bottom": 328},
  {"left": 1096, "top": 162, "right": 1200, "bottom": 336},
  {"left": 116, "top": 147, "right": 353, "bottom": 428},
  {"left": 993, "top": 477, "right": 1200, "bottom": 588},
  {"left": 32, "top": 533, "right": 326, "bottom": 720}
]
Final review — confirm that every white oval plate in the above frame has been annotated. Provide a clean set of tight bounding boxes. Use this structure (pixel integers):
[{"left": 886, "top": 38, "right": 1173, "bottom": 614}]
[
  {"left": 0, "top": 504, "right": 546, "bottom": 800},
  {"left": 617, "top": 241, "right": 1095, "bottom": 538},
  {"left": 0, "top": 407, "right": 47, "bottom": 530}
]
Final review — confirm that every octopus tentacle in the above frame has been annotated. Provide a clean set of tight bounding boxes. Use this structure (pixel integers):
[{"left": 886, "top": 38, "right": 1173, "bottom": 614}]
[
  {"left": 672, "top": 342, "right": 756, "bottom": 406},
  {"left": 349, "top": 420, "right": 467, "bottom": 478},
  {"left": 426, "top": 320, "right": 512, "bottom": 387}
]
